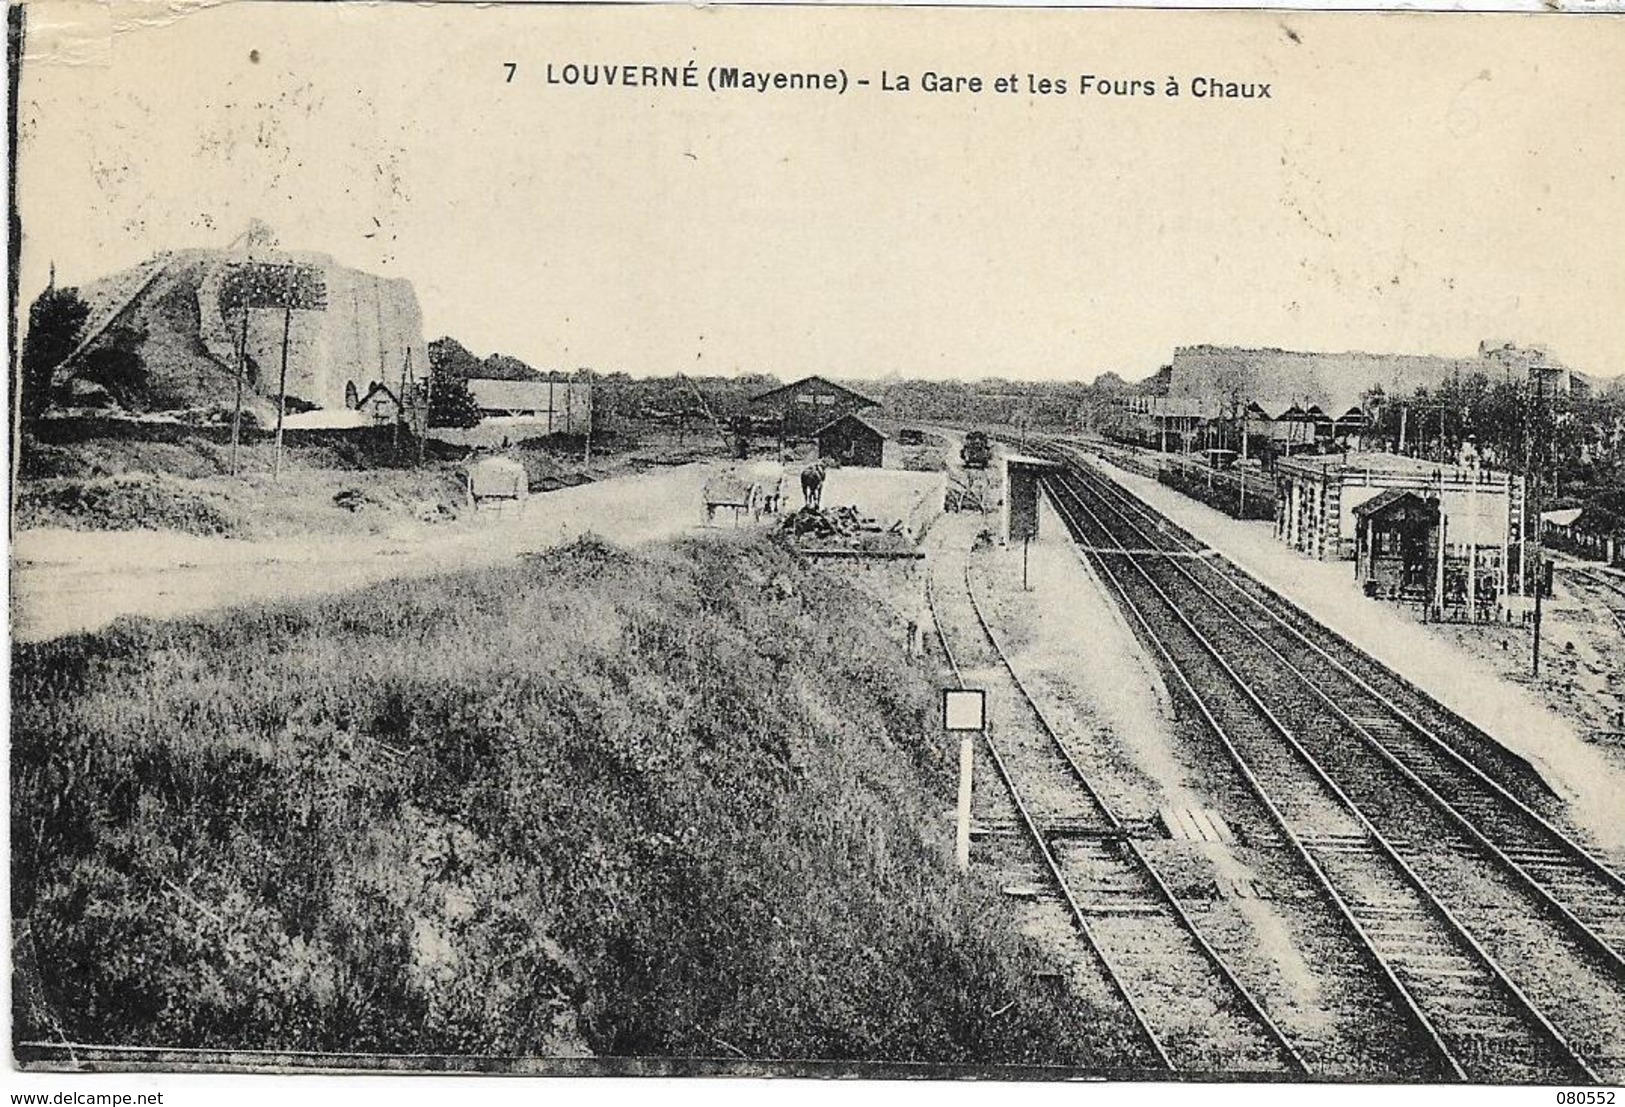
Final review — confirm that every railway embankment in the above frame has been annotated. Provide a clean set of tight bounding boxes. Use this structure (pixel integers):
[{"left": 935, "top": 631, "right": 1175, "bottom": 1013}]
[
  {"left": 1082, "top": 453, "right": 1625, "bottom": 857},
  {"left": 11, "top": 532, "right": 1135, "bottom": 1070}
]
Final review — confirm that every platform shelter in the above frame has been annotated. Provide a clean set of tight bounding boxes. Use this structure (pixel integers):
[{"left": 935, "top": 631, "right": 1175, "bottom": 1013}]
[{"left": 1003, "top": 455, "right": 1064, "bottom": 543}]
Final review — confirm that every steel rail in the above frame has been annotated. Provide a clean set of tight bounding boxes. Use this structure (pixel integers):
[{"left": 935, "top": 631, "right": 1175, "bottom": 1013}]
[
  {"left": 1049, "top": 470, "right": 1607, "bottom": 1081},
  {"left": 1044, "top": 473, "right": 1599, "bottom": 1082},
  {"left": 1568, "top": 567, "right": 1625, "bottom": 638},
  {"left": 923, "top": 565, "right": 1176, "bottom": 1075},
  {"left": 1056, "top": 448, "right": 1625, "bottom": 973},
  {"left": 957, "top": 556, "right": 1309, "bottom": 1075}
]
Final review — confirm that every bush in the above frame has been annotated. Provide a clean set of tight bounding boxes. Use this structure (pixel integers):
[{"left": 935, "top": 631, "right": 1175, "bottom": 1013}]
[
  {"left": 15, "top": 473, "right": 237, "bottom": 535},
  {"left": 429, "top": 376, "right": 483, "bottom": 429},
  {"left": 20, "top": 286, "right": 90, "bottom": 418}
]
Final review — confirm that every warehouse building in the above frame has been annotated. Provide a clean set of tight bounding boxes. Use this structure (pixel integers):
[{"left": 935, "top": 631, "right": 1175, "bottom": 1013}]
[
  {"left": 429, "top": 377, "right": 593, "bottom": 447},
  {"left": 748, "top": 375, "right": 880, "bottom": 439},
  {"left": 815, "top": 412, "right": 886, "bottom": 467}
]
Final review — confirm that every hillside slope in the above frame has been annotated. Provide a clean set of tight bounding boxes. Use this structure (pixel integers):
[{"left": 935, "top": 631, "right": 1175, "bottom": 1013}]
[{"left": 12, "top": 535, "right": 1136, "bottom": 1069}]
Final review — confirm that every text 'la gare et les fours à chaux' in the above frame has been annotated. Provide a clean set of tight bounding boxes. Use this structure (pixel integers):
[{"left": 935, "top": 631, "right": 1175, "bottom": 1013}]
[{"left": 519, "top": 62, "right": 1274, "bottom": 100}]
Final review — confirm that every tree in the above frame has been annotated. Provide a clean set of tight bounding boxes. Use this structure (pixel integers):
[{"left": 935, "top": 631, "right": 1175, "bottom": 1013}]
[
  {"left": 20, "top": 285, "right": 90, "bottom": 419},
  {"left": 78, "top": 325, "right": 149, "bottom": 408},
  {"left": 427, "top": 336, "right": 483, "bottom": 383},
  {"left": 428, "top": 375, "right": 484, "bottom": 429}
]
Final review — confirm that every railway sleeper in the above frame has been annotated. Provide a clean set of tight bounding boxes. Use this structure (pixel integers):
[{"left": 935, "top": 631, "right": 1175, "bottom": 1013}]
[
  {"left": 1040, "top": 820, "right": 1127, "bottom": 841},
  {"left": 1411, "top": 967, "right": 1497, "bottom": 983},
  {"left": 1505, "top": 847, "right": 1579, "bottom": 862},
  {"left": 1075, "top": 902, "right": 1165, "bottom": 917},
  {"left": 969, "top": 820, "right": 1022, "bottom": 840}
]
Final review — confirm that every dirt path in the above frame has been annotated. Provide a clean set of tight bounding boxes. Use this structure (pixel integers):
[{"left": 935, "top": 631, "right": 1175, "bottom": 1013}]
[
  {"left": 10, "top": 462, "right": 946, "bottom": 642},
  {"left": 11, "top": 464, "right": 722, "bottom": 641}
]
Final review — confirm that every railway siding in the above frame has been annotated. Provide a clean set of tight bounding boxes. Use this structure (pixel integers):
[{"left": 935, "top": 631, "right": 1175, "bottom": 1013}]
[{"left": 926, "top": 531, "right": 1306, "bottom": 1077}]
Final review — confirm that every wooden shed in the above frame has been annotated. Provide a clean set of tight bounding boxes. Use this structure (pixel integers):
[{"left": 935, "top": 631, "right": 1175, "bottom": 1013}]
[
  {"left": 1354, "top": 489, "right": 1439, "bottom": 599},
  {"left": 815, "top": 413, "right": 885, "bottom": 468}
]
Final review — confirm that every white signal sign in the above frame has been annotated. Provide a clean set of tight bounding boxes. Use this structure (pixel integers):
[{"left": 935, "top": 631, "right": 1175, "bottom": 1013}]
[{"left": 943, "top": 688, "right": 986, "bottom": 732}]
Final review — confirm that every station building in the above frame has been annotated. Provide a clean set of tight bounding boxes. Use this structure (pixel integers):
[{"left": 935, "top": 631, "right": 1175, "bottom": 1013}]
[{"left": 1275, "top": 451, "right": 1528, "bottom": 598}]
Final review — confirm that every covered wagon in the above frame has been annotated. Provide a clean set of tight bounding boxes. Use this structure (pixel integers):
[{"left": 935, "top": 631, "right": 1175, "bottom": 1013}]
[
  {"left": 465, "top": 456, "right": 528, "bottom": 513},
  {"left": 702, "top": 469, "right": 755, "bottom": 526}
]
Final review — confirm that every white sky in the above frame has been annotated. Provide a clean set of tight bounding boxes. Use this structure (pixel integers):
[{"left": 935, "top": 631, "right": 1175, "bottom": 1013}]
[{"left": 13, "top": 2, "right": 1625, "bottom": 382}]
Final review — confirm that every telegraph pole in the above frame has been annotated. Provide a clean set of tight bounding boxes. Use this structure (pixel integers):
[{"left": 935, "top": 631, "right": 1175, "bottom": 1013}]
[
  {"left": 223, "top": 260, "right": 326, "bottom": 483},
  {"left": 1529, "top": 371, "right": 1549, "bottom": 672},
  {"left": 1433, "top": 471, "right": 1448, "bottom": 620},
  {"left": 583, "top": 389, "right": 594, "bottom": 468},
  {"left": 1533, "top": 559, "right": 1546, "bottom": 677},
  {"left": 273, "top": 304, "right": 292, "bottom": 480},
  {"left": 418, "top": 360, "right": 434, "bottom": 465},
  {"left": 230, "top": 305, "right": 249, "bottom": 476}
]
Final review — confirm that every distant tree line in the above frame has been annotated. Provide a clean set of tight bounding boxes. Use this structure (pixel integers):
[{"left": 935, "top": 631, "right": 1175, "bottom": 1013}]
[{"left": 1357, "top": 372, "right": 1625, "bottom": 522}]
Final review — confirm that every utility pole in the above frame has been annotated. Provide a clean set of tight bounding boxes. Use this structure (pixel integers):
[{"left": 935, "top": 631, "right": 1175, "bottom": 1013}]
[
  {"left": 417, "top": 358, "right": 435, "bottom": 465},
  {"left": 392, "top": 347, "right": 408, "bottom": 453},
  {"left": 273, "top": 304, "right": 292, "bottom": 481},
  {"left": 1239, "top": 411, "right": 1249, "bottom": 516},
  {"left": 224, "top": 260, "right": 326, "bottom": 483},
  {"left": 583, "top": 388, "right": 594, "bottom": 468},
  {"left": 230, "top": 305, "right": 249, "bottom": 476},
  {"left": 1529, "top": 371, "right": 1549, "bottom": 672},
  {"left": 1467, "top": 469, "right": 1479, "bottom": 621},
  {"left": 1533, "top": 559, "right": 1550, "bottom": 677},
  {"left": 1434, "top": 472, "right": 1448, "bottom": 621}
]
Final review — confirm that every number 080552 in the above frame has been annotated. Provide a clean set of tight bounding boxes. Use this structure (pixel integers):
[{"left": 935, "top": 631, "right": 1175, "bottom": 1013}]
[{"left": 1556, "top": 1093, "right": 1615, "bottom": 1104}]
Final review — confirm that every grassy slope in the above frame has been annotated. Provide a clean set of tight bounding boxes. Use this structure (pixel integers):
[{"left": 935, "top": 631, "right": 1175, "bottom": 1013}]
[
  {"left": 11, "top": 534, "right": 1135, "bottom": 1068},
  {"left": 16, "top": 422, "right": 471, "bottom": 538},
  {"left": 12, "top": 420, "right": 709, "bottom": 539}
]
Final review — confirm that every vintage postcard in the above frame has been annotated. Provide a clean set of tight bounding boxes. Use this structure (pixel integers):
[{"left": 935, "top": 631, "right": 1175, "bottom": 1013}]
[{"left": 6, "top": 0, "right": 1625, "bottom": 1098}]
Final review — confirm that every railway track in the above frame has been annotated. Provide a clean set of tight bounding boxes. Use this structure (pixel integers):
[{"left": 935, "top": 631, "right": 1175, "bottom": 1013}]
[
  {"left": 1056, "top": 450, "right": 1625, "bottom": 967},
  {"left": 927, "top": 547, "right": 1307, "bottom": 1078},
  {"left": 1033, "top": 449, "right": 1625, "bottom": 1082},
  {"left": 1567, "top": 565, "right": 1625, "bottom": 639}
]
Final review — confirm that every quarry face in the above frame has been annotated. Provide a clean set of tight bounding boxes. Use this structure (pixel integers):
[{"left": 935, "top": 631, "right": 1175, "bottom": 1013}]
[{"left": 70, "top": 238, "right": 429, "bottom": 414}]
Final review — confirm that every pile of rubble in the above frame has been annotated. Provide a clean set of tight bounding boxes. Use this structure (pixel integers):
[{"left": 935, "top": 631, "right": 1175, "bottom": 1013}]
[{"left": 778, "top": 506, "right": 914, "bottom": 552}]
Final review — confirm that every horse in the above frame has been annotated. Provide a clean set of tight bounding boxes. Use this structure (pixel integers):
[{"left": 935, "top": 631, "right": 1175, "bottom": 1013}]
[{"left": 800, "top": 459, "right": 828, "bottom": 510}]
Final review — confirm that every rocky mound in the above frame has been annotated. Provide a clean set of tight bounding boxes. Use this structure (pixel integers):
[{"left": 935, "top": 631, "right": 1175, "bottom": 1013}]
[{"left": 58, "top": 235, "right": 428, "bottom": 415}]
